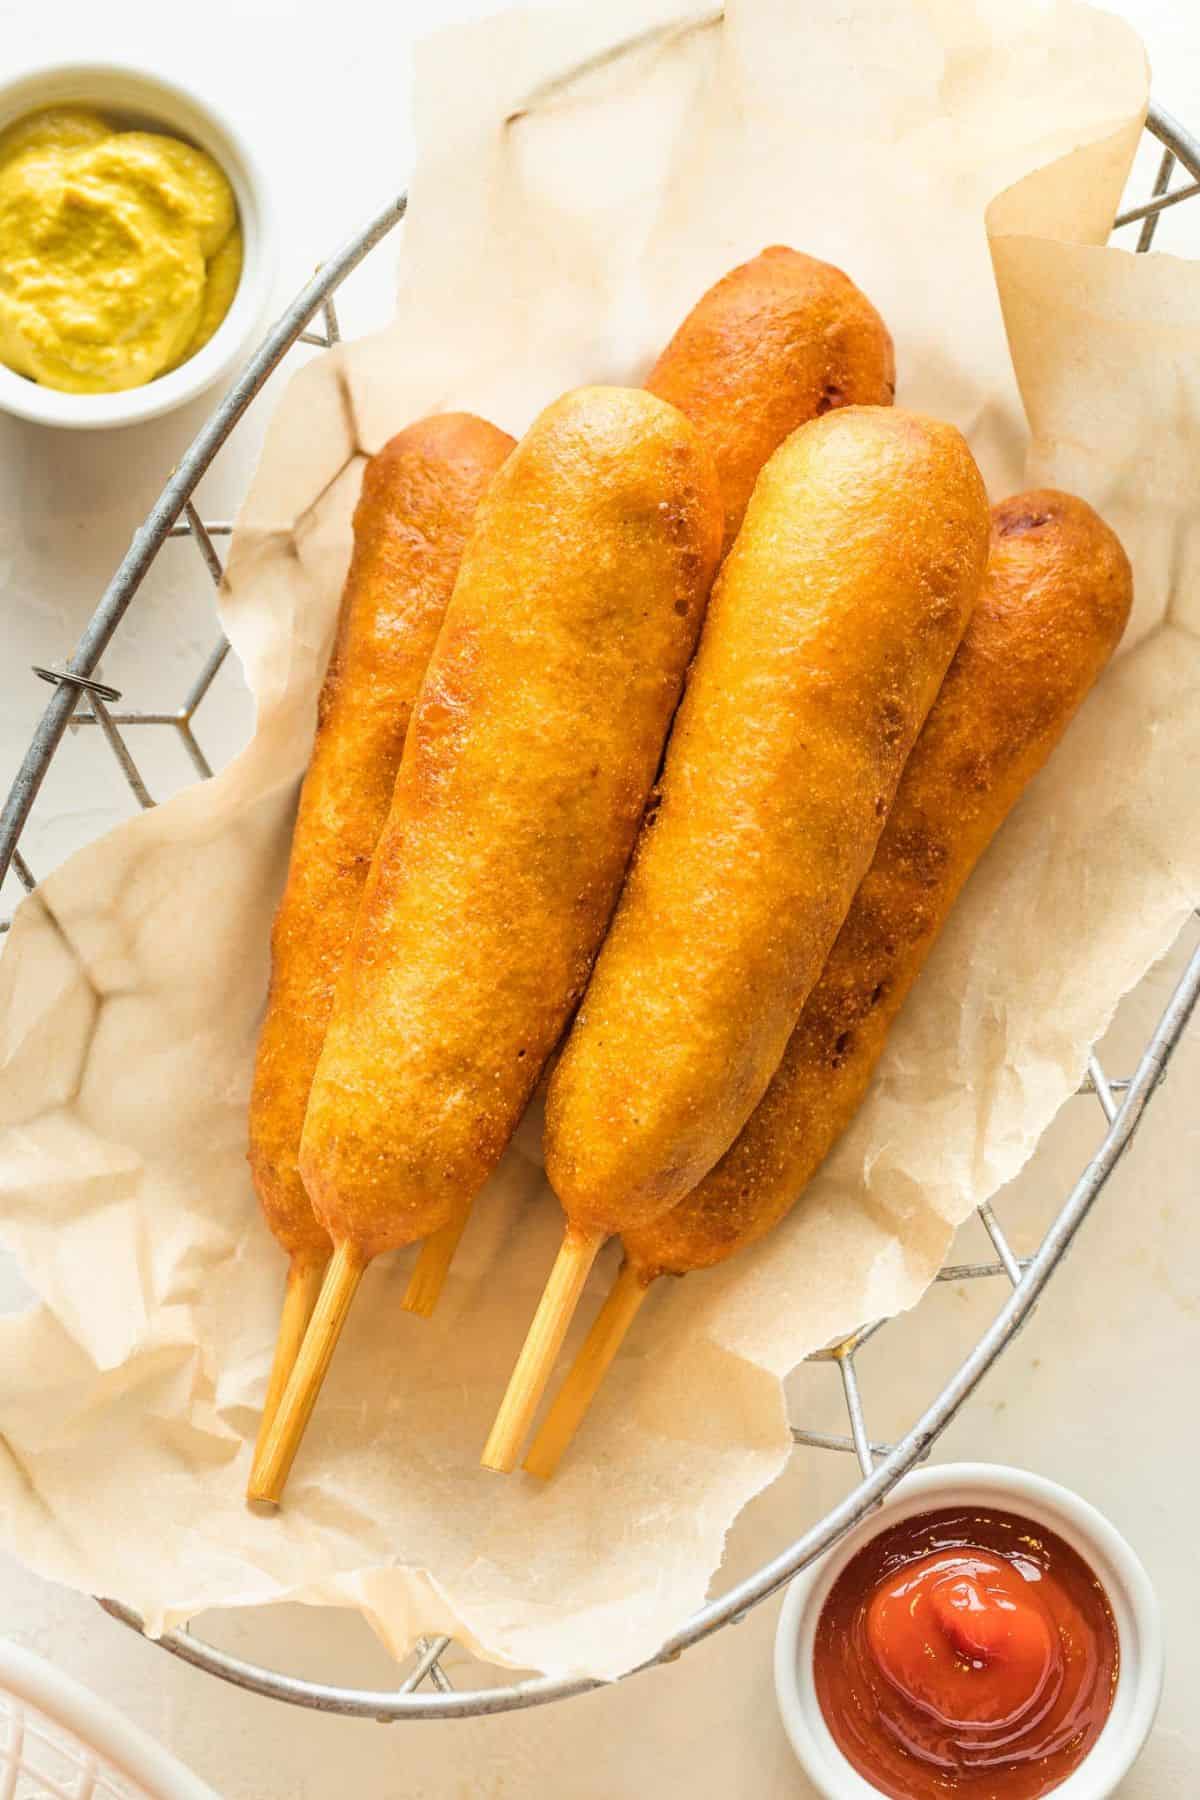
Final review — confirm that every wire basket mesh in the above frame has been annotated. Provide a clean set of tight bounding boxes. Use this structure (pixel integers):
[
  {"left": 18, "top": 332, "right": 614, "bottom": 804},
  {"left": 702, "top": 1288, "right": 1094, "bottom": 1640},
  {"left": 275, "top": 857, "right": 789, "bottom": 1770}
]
[
  {"left": 1, "top": 37, "right": 1198, "bottom": 1718},
  {"left": 0, "top": 1642, "right": 217, "bottom": 1798},
  {"left": 0, "top": 1689, "right": 146, "bottom": 1800},
  {"left": 0, "top": 1684, "right": 154, "bottom": 1800}
]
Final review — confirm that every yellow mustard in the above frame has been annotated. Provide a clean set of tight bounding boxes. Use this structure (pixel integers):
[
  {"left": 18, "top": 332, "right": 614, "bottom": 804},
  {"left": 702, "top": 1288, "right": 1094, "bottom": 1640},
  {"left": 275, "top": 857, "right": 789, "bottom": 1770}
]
[{"left": 0, "top": 106, "right": 243, "bottom": 395}]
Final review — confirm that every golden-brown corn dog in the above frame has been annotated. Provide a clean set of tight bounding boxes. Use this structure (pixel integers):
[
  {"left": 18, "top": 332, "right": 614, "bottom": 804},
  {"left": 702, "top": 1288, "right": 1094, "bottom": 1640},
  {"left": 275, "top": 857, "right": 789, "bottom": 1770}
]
[
  {"left": 548, "top": 409, "right": 990, "bottom": 1234},
  {"left": 247, "top": 414, "right": 514, "bottom": 1446},
  {"left": 249, "top": 386, "right": 723, "bottom": 1502},
  {"left": 403, "top": 245, "right": 894, "bottom": 1316},
  {"left": 483, "top": 406, "right": 990, "bottom": 1472},
  {"left": 404, "top": 246, "right": 894, "bottom": 1319},
  {"left": 525, "top": 490, "right": 1133, "bottom": 1476},
  {"left": 646, "top": 246, "right": 895, "bottom": 550}
]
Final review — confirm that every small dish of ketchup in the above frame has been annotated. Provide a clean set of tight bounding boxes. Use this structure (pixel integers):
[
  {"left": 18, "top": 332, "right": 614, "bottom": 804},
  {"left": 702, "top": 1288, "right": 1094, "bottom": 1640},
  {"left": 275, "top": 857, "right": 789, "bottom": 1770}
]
[{"left": 774, "top": 1464, "right": 1162, "bottom": 1800}]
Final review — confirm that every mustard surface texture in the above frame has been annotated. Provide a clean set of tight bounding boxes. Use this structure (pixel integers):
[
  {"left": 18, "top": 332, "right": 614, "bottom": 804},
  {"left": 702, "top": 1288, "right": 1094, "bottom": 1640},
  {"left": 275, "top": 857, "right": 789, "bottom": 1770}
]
[{"left": 0, "top": 106, "right": 243, "bottom": 393}]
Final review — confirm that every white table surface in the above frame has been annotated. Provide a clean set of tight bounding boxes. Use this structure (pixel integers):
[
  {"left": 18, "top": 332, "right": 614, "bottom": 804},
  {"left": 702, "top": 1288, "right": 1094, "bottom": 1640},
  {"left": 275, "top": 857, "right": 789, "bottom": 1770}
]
[{"left": 1, "top": 2, "right": 1198, "bottom": 1795}]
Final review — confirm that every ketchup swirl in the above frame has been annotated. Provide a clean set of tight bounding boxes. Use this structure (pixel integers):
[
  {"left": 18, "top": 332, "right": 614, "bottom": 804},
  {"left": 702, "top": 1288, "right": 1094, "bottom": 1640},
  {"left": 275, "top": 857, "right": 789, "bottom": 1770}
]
[{"left": 813, "top": 1506, "right": 1119, "bottom": 1798}]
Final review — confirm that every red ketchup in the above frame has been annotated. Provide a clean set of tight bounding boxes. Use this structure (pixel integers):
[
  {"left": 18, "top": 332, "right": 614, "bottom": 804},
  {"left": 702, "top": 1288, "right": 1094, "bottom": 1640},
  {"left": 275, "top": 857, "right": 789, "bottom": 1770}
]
[{"left": 813, "top": 1506, "right": 1119, "bottom": 1798}]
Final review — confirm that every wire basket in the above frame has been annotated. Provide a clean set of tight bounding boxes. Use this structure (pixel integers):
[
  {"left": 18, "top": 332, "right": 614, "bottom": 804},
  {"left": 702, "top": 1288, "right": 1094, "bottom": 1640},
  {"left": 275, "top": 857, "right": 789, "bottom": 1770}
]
[{"left": 2, "top": 23, "right": 1199, "bottom": 1720}]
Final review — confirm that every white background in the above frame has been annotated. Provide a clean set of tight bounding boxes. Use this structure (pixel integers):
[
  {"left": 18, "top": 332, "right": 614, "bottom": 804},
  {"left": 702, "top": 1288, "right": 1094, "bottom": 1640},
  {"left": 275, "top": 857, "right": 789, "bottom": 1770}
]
[{"left": 0, "top": 2, "right": 1198, "bottom": 1795}]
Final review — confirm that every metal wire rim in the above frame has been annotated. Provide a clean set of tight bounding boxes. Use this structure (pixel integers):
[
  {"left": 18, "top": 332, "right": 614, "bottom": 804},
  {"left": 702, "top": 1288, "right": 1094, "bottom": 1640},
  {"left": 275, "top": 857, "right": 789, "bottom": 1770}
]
[{"left": 0, "top": 38, "right": 1196, "bottom": 1718}]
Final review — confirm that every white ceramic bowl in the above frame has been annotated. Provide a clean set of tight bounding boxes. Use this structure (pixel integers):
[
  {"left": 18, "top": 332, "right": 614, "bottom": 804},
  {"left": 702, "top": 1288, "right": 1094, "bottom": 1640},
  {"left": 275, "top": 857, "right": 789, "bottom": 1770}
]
[
  {"left": 0, "top": 61, "right": 276, "bottom": 429},
  {"left": 774, "top": 1462, "right": 1163, "bottom": 1800}
]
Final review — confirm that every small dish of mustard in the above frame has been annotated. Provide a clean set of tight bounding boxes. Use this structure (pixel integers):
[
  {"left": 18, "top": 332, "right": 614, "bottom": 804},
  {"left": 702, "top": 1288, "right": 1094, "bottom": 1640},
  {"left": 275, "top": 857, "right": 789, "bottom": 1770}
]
[{"left": 0, "top": 64, "right": 274, "bottom": 430}]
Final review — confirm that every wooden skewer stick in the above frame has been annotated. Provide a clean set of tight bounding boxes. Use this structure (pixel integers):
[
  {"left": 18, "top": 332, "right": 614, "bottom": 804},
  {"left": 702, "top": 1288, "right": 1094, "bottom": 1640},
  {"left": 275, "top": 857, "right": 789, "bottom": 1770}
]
[
  {"left": 523, "top": 1260, "right": 649, "bottom": 1480},
  {"left": 247, "top": 1240, "right": 365, "bottom": 1504},
  {"left": 402, "top": 1210, "right": 470, "bottom": 1318},
  {"left": 252, "top": 1254, "right": 330, "bottom": 1467},
  {"left": 481, "top": 1228, "right": 604, "bottom": 1473}
]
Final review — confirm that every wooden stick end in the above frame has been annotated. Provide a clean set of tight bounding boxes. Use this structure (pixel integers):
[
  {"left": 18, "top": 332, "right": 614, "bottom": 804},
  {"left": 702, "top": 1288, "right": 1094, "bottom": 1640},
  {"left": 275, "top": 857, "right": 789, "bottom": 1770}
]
[
  {"left": 481, "top": 1228, "right": 604, "bottom": 1474},
  {"left": 522, "top": 1261, "right": 650, "bottom": 1480},
  {"left": 247, "top": 1240, "right": 364, "bottom": 1505},
  {"left": 251, "top": 1253, "right": 330, "bottom": 1477},
  {"left": 402, "top": 1210, "right": 469, "bottom": 1318}
]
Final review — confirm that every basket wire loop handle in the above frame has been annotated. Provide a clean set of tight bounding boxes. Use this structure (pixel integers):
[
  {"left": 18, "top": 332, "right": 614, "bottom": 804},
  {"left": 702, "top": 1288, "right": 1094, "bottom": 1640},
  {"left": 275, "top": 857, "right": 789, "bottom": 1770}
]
[
  {"left": 32, "top": 667, "right": 123, "bottom": 705},
  {"left": 0, "top": 65, "right": 1190, "bottom": 1718}
]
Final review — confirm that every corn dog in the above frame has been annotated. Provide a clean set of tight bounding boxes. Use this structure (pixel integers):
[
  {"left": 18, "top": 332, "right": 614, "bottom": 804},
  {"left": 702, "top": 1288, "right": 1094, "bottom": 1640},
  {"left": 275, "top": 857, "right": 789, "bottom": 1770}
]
[
  {"left": 526, "top": 490, "right": 1133, "bottom": 1476},
  {"left": 404, "top": 244, "right": 893, "bottom": 1314},
  {"left": 646, "top": 246, "right": 895, "bottom": 550},
  {"left": 249, "top": 386, "right": 723, "bottom": 1502},
  {"left": 484, "top": 406, "right": 989, "bottom": 1471},
  {"left": 247, "top": 414, "right": 514, "bottom": 1448}
]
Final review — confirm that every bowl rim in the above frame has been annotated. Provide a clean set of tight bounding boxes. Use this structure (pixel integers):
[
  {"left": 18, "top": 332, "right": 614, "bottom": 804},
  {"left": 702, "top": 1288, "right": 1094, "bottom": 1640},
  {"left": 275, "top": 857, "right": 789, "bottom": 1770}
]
[
  {"left": 0, "top": 1638, "right": 218, "bottom": 1799},
  {"left": 773, "top": 1460, "right": 1164, "bottom": 1800},
  {"left": 0, "top": 58, "right": 277, "bottom": 430}
]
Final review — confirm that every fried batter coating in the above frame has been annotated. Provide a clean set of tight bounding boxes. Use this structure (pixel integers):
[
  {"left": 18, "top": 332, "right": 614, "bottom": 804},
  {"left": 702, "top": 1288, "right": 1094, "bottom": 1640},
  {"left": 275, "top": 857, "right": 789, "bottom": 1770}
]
[
  {"left": 545, "top": 407, "right": 990, "bottom": 1238},
  {"left": 626, "top": 490, "right": 1133, "bottom": 1278},
  {"left": 646, "top": 246, "right": 895, "bottom": 550},
  {"left": 248, "top": 413, "right": 515, "bottom": 1267},
  {"left": 300, "top": 387, "right": 724, "bottom": 1259}
]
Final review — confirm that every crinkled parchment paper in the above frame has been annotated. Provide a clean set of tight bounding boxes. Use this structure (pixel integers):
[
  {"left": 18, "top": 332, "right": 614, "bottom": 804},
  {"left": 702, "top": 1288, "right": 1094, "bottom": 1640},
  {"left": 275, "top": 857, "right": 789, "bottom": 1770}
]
[{"left": 1, "top": 0, "right": 1198, "bottom": 1682}]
